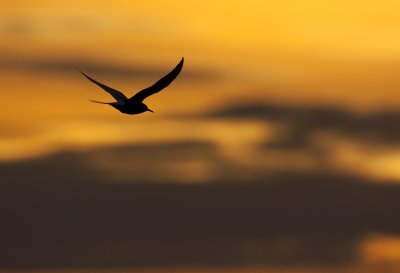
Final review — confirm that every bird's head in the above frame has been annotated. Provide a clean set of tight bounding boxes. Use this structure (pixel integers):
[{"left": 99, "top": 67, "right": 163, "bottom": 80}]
[{"left": 144, "top": 104, "right": 154, "bottom": 113}]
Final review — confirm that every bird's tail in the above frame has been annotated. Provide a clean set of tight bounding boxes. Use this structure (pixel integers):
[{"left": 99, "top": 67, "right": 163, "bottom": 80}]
[{"left": 89, "top": 99, "right": 111, "bottom": 104}]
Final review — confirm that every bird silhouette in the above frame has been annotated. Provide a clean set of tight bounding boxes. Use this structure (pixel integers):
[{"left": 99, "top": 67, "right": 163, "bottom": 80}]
[{"left": 78, "top": 57, "right": 184, "bottom": 115}]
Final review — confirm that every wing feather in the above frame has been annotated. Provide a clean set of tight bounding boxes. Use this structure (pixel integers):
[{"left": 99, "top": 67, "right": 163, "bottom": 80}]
[
  {"left": 129, "top": 57, "right": 184, "bottom": 102},
  {"left": 78, "top": 69, "right": 127, "bottom": 101}
]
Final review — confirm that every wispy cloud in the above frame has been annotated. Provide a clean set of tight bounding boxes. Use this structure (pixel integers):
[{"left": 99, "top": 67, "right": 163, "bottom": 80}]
[
  {"left": 0, "top": 56, "right": 216, "bottom": 81},
  {"left": 202, "top": 101, "right": 400, "bottom": 147}
]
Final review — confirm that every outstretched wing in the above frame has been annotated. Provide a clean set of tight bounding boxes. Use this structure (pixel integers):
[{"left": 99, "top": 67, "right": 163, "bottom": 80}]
[
  {"left": 129, "top": 57, "right": 184, "bottom": 103},
  {"left": 78, "top": 69, "right": 128, "bottom": 101}
]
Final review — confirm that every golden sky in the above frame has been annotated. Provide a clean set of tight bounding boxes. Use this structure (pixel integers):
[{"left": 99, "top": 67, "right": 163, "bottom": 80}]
[
  {"left": 2, "top": 1, "right": 400, "bottom": 271},
  {"left": 2, "top": 0, "right": 400, "bottom": 180}
]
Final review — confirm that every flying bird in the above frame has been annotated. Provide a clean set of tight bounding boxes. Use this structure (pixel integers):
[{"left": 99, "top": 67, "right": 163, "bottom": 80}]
[{"left": 78, "top": 57, "right": 184, "bottom": 115}]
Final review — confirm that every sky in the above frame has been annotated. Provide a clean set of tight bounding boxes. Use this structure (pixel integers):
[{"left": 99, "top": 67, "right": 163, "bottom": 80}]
[{"left": 2, "top": 1, "right": 400, "bottom": 272}]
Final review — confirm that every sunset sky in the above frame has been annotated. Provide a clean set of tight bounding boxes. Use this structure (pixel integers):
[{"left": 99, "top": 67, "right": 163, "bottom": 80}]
[{"left": 2, "top": 1, "right": 400, "bottom": 273}]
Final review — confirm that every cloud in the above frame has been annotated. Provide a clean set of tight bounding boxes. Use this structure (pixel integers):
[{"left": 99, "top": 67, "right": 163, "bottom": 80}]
[
  {"left": 1, "top": 140, "right": 222, "bottom": 184},
  {"left": 0, "top": 56, "right": 216, "bottom": 82},
  {"left": 203, "top": 101, "right": 400, "bottom": 147},
  {"left": 1, "top": 142, "right": 400, "bottom": 268}
]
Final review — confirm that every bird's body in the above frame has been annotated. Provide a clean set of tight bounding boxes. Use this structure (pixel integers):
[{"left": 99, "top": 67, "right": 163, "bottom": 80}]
[
  {"left": 89, "top": 99, "right": 152, "bottom": 115},
  {"left": 112, "top": 101, "right": 151, "bottom": 115},
  {"left": 78, "top": 58, "right": 184, "bottom": 115}
]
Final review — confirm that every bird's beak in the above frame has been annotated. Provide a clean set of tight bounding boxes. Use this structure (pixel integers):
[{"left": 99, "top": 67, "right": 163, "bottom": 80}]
[{"left": 148, "top": 109, "right": 154, "bottom": 113}]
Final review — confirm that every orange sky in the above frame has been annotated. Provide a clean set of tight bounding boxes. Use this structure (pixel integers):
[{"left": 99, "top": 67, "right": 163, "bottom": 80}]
[
  {"left": 3, "top": 1, "right": 400, "bottom": 272},
  {"left": 2, "top": 0, "right": 400, "bottom": 181}
]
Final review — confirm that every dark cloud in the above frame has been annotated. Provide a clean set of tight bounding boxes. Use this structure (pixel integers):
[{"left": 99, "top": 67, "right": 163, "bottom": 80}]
[
  {"left": 203, "top": 101, "right": 400, "bottom": 148},
  {"left": 1, "top": 141, "right": 221, "bottom": 184},
  {"left": 1, "top": 142, "right": 400, "bottom": 268},
  {"left": 0, "top": 56, "right": 216, "bottom": 81}
]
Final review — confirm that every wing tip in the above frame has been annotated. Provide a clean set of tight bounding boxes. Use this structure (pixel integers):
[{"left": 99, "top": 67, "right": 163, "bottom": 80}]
[
  {"left": 73, "top": 65, "right": 84, "bottom": 74},
  {"left": 176, "top": 57, "right": 184, "bottom": 71}
]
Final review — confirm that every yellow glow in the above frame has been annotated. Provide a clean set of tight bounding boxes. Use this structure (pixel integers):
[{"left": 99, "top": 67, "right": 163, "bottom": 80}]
[
  {"left": 361, "top": 234, "right": 400, "bottom": 264},
  {"left": 0, "top": 119, "right": 266, "bottom": 162},
  {"left": 331, "top": 142, "right": 400, "bottom": 181}
]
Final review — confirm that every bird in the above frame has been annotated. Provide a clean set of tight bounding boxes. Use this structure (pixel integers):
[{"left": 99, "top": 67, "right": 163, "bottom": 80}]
[{"left": 78, "top": 57, "right": 184, "bottom": 115}]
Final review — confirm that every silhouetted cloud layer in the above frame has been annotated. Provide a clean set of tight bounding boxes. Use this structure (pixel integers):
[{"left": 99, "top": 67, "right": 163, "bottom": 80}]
[
  {"left": 0, "top": 141, "right": 223, "bottom": 184},
  {"left": 204, "top": 101, "right": 400, "bottom": 147},
  {"left": 2, "top": 104, "right": 400, "bottom": 268},
  {"left": 1, "top": 142, "right": 400, "bottom": 268}
]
